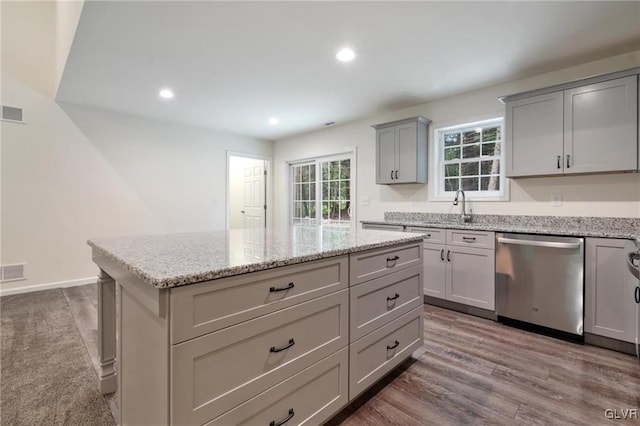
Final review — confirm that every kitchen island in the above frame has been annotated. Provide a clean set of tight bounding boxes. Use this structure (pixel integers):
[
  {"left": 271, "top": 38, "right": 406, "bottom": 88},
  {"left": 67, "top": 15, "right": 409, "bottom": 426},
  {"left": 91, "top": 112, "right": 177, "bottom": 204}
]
[{"left": 88, "top": 226, "right": 425, "bottom": 425}]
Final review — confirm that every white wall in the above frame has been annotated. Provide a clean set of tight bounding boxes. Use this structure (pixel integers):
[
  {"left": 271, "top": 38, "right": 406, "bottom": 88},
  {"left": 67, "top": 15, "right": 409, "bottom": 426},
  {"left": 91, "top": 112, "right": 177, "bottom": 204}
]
[
  {"left": 0, "top": 2, "right": 272, "bottom": 294},
  {"left": 273, "top": 50, "right": 640, "bottom": 226}
]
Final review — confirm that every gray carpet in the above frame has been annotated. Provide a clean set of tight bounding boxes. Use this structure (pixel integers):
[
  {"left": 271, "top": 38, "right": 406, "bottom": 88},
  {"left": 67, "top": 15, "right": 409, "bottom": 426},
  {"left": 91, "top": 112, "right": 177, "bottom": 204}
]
[{"left": 1, "top": 289, "right": 116, "bottom": 425}]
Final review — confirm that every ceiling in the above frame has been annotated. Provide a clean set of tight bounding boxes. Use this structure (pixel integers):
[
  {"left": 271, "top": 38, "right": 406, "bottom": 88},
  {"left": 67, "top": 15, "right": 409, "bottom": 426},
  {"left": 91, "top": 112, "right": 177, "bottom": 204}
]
[{"left": 57, "top": 1, "right": 640, "bottom": 141}]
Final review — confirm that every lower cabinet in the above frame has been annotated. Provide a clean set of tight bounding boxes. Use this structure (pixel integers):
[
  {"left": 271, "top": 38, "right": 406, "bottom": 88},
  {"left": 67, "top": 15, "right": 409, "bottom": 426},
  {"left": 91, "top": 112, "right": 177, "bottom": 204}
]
[
  {"left": 585, "top": 238, "right": 638, "bottom": 343},
  {"left": 422, "top": 230, "right": 496, "bottom": 311}
]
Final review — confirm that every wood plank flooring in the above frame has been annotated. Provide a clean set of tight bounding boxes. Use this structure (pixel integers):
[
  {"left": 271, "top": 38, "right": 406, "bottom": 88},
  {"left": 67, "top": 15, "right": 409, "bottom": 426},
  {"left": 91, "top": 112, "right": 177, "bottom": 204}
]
[
  {"left": 331, "top": 304, "right": 640, "bottom": 426},
  {"left": 5, "top": 285, "right": 639, "bottom": 425}
]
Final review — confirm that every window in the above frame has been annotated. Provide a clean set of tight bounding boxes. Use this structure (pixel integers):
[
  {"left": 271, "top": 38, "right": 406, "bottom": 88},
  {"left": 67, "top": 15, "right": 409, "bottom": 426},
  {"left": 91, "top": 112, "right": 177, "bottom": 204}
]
[
  {"left": 433, "top": 118, "right": 506, "bottom": 200},
  {"left": 289, "top": 153, "right": 354, "bottom": 227}
]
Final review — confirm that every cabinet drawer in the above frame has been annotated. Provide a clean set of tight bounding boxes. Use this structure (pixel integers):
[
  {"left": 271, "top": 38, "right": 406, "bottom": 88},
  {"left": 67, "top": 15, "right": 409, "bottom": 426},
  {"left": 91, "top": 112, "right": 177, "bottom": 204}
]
[
  {"left": 206, "top": 348, "right": 348, "bottom": 426},
  {"left": 170, "top": 256, "right": 348, "bottom": 343},
  {"left": 350, "top": 242, "right": 423, "bottom": 286},
  {"left": 349, "top": 307, "right": 423, "bottom": 400},
  {"left": 350, "top": 265, "right": 422, "bottom": 342},
  {"left": 171, "top": 290, "right": 348, "bottom": 425},
  {"left": 405, "top": 227, "right": 445, "bottom": 244},
  {"left": 362, "top": 223, "right": 404, "bottom": 231},
  {"left": 447, "top": 229, "right": 495, "bottom": 249}
]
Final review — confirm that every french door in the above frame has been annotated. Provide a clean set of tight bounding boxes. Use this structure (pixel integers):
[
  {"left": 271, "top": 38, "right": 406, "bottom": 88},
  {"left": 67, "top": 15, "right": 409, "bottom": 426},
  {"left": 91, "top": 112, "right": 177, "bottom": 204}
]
[{"left": 290, "top": 155, "right": 353, "bottom": 227}]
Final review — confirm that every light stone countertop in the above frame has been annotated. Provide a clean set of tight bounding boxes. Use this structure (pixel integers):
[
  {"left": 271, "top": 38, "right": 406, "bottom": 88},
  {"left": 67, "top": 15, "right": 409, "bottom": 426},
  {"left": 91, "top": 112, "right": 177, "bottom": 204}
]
[
  {"left": 88, "top": 226, "right": 424, "bottom": 289},
  {"left": 362, "top": 213, "right": 640, "bottom": 247}
]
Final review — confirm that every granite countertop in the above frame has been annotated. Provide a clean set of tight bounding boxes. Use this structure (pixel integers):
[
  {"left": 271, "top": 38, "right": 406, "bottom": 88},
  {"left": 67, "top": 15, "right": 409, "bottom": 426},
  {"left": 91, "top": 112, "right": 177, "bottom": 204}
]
[
  {"left": 88, "top": 226, "right": 424, "bottom": 289},
  {"left": 362, "top": 213, "right": 640, "bottom": 246}
]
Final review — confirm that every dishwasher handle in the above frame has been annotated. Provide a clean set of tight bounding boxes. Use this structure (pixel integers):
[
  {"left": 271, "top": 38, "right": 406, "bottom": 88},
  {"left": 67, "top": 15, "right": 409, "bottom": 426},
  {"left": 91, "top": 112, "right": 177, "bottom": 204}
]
[{"left": 497, "top": 237, "right": 581, "bottom": 250}]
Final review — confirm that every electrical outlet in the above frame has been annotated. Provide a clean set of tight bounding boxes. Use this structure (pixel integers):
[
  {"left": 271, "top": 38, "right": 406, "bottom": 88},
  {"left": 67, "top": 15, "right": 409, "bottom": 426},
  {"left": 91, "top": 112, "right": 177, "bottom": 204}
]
[
  {"left": 361, "top": 196, "right": 370, "bottom": 206},
  {"left": 551, "top": 193, "right": 562, "bottom": 207}
]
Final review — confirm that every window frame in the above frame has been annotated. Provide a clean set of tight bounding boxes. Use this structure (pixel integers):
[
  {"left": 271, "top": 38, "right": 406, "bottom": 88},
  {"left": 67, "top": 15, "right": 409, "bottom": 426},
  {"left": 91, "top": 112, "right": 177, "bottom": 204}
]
[
  {"left": 286, "top": 148, "right": 356, "bottom": 228},
  {"left": 431, "top": 117, "right": 509, "bottom": 201}
]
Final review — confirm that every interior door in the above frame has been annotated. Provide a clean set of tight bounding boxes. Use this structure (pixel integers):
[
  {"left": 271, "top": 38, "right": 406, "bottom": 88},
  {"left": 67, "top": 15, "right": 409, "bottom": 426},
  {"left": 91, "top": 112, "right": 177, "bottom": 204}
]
[{"left": 242, "top": 162, "right": 266, "bottom": 229}]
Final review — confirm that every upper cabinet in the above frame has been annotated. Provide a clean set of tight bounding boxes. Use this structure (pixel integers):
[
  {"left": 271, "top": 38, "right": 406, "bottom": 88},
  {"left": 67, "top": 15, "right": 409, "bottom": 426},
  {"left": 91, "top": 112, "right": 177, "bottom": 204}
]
[
  {"left": 503, "top": 71, "right": 639, "bottom": 178},
  {"left": 564, "top": 76, "right": 638, "bottom": 174},
  {"left": 506, "top": 92, "right": 564, "bottom": 177},
  {"left": 373, "top": 116, "right": 430, "bottom": 184}
]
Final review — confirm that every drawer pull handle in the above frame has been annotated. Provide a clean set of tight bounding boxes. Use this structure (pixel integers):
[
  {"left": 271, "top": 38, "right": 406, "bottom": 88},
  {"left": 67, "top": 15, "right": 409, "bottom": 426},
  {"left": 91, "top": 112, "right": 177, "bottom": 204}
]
[
  {"left": 270, "top": 409, "right": 295, "bottom": 426},
  {"left": 390, "top": 170, "right": 394, "bottom": 180},
  {"left": 395, "top": 170, "right": 398, "bottom": 180},
  {"left": 270, "top": 338, "right": 295, "bottom": 353},
  {"left": 557, "top": 155, "right": 561, "bottom": 169},
  {"left": 635, "top": 286, "right": 639, "bottom": 304},
  {"left": 386, "top": 255, "right": 400, "bottom": 266},
  {"left": 387, "top": 340, "right": 400, "bottom": 350},
  {"left": 425, "top": 233, "right": 431, "bottom": 238},
  {"left": 566, "top": 154, "right": 571, "bottom": 168},
  {"left": 269, "top": 339, "right": 296, "bottom": 353},
  {"left": 270, "top": 282, "right": 294, "bottom": 292},
  {"left": 447, "top": 250, "right": 451, "bottom": 262},
  {"left": 440, "top": 249, "right": 444, "bottom": 261},
  {"left": 462, "top": 237, "right": 476, "bottom": 242},
  {"left": 387, "top": 293, "right": 400, "bottom": 301}
]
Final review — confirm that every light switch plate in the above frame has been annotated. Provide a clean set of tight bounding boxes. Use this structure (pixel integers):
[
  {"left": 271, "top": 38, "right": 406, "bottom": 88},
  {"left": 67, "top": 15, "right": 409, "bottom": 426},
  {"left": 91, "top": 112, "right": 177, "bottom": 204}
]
[
  {"left": 551, "top": 193, "right": 562, "bottom": 207},
  {"left": 361, "top": 196, "right": 370, "bottom": 206}
]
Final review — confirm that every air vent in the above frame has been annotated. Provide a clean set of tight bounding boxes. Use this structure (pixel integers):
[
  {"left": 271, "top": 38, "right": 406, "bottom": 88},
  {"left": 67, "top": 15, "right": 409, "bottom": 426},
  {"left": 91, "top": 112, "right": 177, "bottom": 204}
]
[
  {"left": 1, "top": 263, "right": 26, "bottom": 282},
  {"left": 1, "top": 105, "right": 25, "bottom": 123}
]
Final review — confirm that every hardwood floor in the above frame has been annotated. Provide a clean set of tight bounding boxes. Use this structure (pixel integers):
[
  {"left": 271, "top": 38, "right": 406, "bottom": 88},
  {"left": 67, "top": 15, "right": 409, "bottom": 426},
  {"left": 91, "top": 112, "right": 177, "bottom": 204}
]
[
  {"left": 331, "top": 304, "right": 640, "bottom": 426},
  {"left": 10, "top": 285, "right": 637, "bottom": 425}
]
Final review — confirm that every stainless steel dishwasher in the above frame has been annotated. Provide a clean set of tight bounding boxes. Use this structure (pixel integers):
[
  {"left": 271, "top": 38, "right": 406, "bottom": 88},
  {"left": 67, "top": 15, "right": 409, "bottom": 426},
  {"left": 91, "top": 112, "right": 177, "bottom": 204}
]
[{"left": 496, "top": 233, "right": 584, "bottom": 337}]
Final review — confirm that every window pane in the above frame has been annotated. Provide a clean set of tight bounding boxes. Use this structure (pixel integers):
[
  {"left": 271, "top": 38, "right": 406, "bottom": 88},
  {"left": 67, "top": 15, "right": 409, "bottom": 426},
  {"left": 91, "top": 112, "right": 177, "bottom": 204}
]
[
  {"left": 463, "top": 144, "right": 480, "bottom": 159},
  {"left": 330, "top": 201, "right": 339, "bottom": 220},
  {"left": 301, "top": 166, "right": 309, "bottom": 182},
  {"left": 310, "top": 165, "right": 316, "bottom": 181},
  {"left": 322, "top": 163, "right": 329, "bottom": 181},
  {"left": 340, "top": 160, "right": 350, "bottom": 179},
  {"left": 461, "top": 162, "right": 479, "bottom": 176},
  {"left": 461, "top": 177, "right": 479, "bottom": 191},
  {"left": 330, "top": 181, "right": 339, "bottom": 200},
  {"left": 482, "top": 126, "right": 500, "bottom": 142},
  {"left": 481, "top": 159, "right": 500, "bottom": 175},
  {"left": 444, "top": 164, "right": 459, "bottom": 177},
  {"left": 302, "top": 183, "right": 309, "bottom": 200},
  {"left": 444, "top": 178, "right": 459, "bottom": 191},
  {"left": 481, "top": 176, "right": 500, "bottom": 191},
  {"left": 463, "top": 130, "right": 480, "bottom": 145},
  {"left": 309, "top": 183, "right": 316, "bottom": 200},
  {"left": 322, "top": 181, "right": 329, "bottom": 199},
  {"left": 308, "top": 201, "right": 316, "bottom": 218},
  {"left": 444, "top": 147, "right": 460, "bottom": 160},
  {"left": 482, "top": 143, "right": 496, "bottom": 156},
  {"left": 444, "top": 133, "right": 460, "bottom": 146},
  {"left": 342, "top": 181, "right": 350, "bottom": 201},
  {"left": 322, "top": 202, "right": 330, "bottom": 220},
  {"left": 294, "top": 167, "right": 301, "bottom": 183}
]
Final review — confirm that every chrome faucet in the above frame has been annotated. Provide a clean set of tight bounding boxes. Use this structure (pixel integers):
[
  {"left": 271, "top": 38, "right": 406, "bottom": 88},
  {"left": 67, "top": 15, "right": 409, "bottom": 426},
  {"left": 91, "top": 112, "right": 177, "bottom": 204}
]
[{"left": 453, "top": 189, "right": 472, "bottom": 223}]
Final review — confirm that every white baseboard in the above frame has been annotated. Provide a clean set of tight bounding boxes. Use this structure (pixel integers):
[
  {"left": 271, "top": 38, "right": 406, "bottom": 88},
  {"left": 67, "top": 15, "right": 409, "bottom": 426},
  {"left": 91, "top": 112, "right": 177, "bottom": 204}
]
[{"left": 0, "top": 276, "right": 98, "bottom": 297}]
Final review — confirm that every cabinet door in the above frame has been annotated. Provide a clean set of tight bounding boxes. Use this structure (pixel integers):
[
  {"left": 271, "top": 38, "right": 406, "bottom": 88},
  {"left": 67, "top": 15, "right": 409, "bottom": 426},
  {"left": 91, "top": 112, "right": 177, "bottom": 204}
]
[
  {"left": 506, "top": 92, "right": 564, "bottom": 177},
  {"left": 376, "top": 127, "right": 396, "bottom": 184},
  {"left": 585, "top": 238, "right": 637, "bottom": 343},
  {"left": 395, "top": 122, "right": 418, "bottom": 183},
  {"left": 423, "top": 243, "right": 446, "bottom": 299},
  {"left": 564, "top": 76, "right": 638, "bottom": 174},
  {"left": 446, "top": 246, "right": 495, "bottom": 310}
]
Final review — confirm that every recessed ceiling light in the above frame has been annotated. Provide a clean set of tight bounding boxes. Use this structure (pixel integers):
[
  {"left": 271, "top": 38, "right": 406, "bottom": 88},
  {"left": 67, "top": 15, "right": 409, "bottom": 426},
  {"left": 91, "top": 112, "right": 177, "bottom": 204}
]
[
  {"left": 158, "top": 88, "right": 174, "bottom": 99},
  {"left": 336, "top": 47, "right": 356, "bottom": 62},
  {"left": 268, "top": 117, "right": 279, "bottom": 125}
]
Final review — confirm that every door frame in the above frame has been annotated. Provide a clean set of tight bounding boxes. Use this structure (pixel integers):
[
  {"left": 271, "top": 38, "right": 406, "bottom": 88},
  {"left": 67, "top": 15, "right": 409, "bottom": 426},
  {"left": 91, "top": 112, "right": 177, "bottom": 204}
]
[
  {"left": 226, "top": 151, "right": 272, "bottom": 231},
  {"left": 284, "top": 147, "right": 357, "bottom": 228}
]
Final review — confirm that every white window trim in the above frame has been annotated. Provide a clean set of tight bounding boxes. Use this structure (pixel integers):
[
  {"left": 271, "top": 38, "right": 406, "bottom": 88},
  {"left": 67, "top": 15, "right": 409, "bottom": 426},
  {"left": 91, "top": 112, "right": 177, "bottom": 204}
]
[
  {"left": 284, "top": 147, "right": 357, "bottom": 228},
  {"left": 430, "top": 117, "right": 509, "bottom": 202}
]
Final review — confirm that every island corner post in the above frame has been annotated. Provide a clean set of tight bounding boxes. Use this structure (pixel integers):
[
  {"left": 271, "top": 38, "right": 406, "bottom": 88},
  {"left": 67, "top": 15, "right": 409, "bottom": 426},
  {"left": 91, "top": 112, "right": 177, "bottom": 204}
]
[{"left": 97, "top": 268, "right": 117, "bottom": 394}]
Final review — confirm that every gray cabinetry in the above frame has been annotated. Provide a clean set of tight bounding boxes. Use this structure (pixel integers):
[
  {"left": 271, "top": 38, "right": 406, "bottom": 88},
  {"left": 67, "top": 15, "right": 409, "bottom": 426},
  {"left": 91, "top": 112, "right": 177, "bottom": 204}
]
[
  {"left": 585, "top": 238, "right": 638, "bottom": 343},
  {"left": 564, "top": 76, "right": 638, "bottom": 174},
  {"left": 504, "top": 71, "right": 639, "bottom": 177},
  {"left": 506, "top": 92, "right": 564, "bottom": 177},
  {"left": 373, "top": 116, "right": 430, "bottom": 184},
  {"left": 418, "top": 229, "right": 495, "bottom": 311}
]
